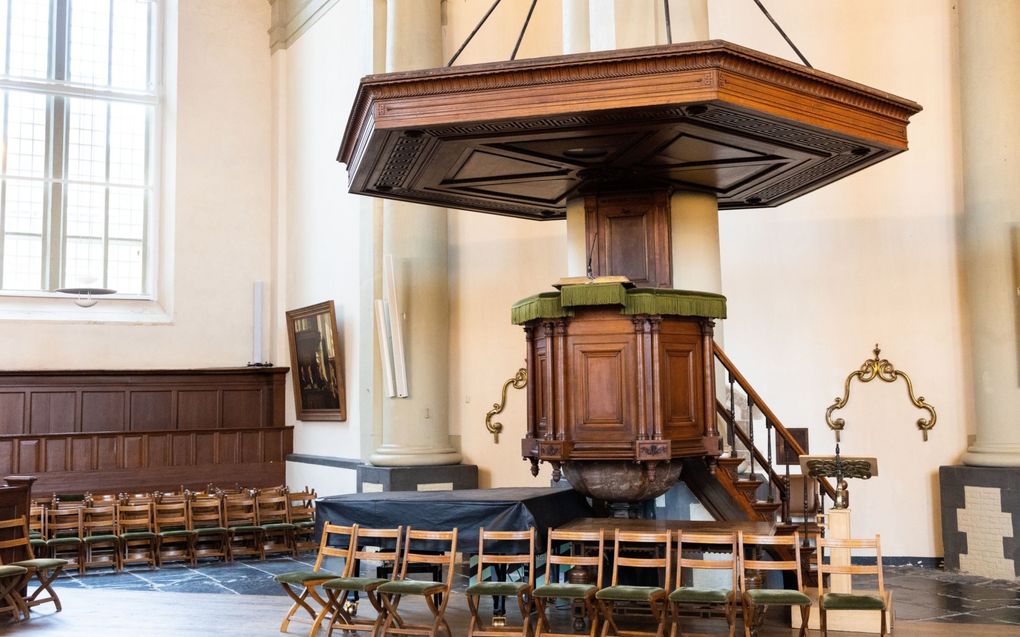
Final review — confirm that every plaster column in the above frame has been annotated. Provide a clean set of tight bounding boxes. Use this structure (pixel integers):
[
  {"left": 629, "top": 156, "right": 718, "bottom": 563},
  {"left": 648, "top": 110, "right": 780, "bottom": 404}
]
[
  {"left": 370, "top": 0, "right": 460, "bottom": 467},
  {"left": 960, "top": 0, "right": 1020, "bottom": 467},
  {"left": 562, "top": 0, "right": 590, "bottom": 278}
]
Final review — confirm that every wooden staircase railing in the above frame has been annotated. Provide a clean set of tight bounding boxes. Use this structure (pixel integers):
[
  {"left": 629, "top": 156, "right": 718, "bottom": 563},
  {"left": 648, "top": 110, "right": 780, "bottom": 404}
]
[{"left": 711, "top": 342, "right": 837, "bottom": 564}]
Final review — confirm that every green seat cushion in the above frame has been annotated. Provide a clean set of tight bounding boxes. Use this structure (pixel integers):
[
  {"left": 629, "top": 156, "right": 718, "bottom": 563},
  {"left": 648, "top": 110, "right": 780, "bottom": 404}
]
[
  {"left": 29, "top": 531, "right": 42, "bottom": 539},
  {"left": 30, "top": 539, "right": 47, "bottom": 549},
  {"left": 159, "top": 530, "right": 196, "bottom": 538},
  {"left": 669, "top": 587, "right": 733, "bottom": 604},
  {"left": 261, "top": 523, "right": 296, "bottom": 531},
  {"left": 377, "top": 579, "right": 445, "bottom": 596},
  {"left": 323, "top": 576, "right": 388, "bottom": 592},
  {"left": 84, "top": 534, "right": 120, "bottom": 543},
  {"left": 532, "top": 583, "right": 595, "bottom": 599},
  {"left": 47, "top": 537, "right": 82, "bottom": 546},
  {"left": 195, "top": 527, "right": 228, "bottom": 535},
  {"left": 746, "top": 589, "right": 811, "bottom": 606},
  {"left": 0, "top": 565, "right": 27, "bottom": 577},
  {"left": 821, "top": 593, "right": 886, "bottom": 611},
  {"left": 596, "top": 585, "right": 665, "bottom": 602},
  {"left": 229, "top": 525, "right": 262, "bottom": 533},
  {"left": 121, "top": 531, "right": 156, "bottom": 540},
  {"left": 294, "top": 520, "right": 316, "bottom": 528},
  {"left": 466, "top": 581, "right": 529, "bottom": 596},
  {"left": 10, "top": 558, "right": 67, "bottom": 570},
  {"left": 275, "top": 569, "right": 340, "bottom": 585}
]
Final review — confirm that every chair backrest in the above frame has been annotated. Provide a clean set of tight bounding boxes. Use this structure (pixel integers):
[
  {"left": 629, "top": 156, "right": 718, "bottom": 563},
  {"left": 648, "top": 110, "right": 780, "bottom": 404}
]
[
  {"left": 312, "top": 523, "right": 357, "bottom": 574},
  {"left": 738, "top": 531, "right": 804, "bottom": 593},
  {"left": 544, "top": 529, "right": 605, "bottom": 587},
  {"left": 47, "top": 507, "right": 82, "bottom": 539},
  {"left": 675, "top": 531, "right": 738, "bottom": 592},
  {"left": 610, "top": 530, "right": 672, "bottom": 588},
  {"left": 352, "top": 527, "right": 403, "bottom": 580},
  {"left": 815, "top": 534, "right": 884, "bottom": 597},
  {"left": 28, "top": 506, "right": 45, "bottom": 537},
  {"left": 399, "top": 527, "right": 458, "bottom": 587},
  {"left": 287, "top": 489, "right": 316, "bottom": 524},
  {"left": 223, "top": 495, "right": 257, "bottom": 527},
  {"left": 189, "top": 496, "right": 224, "bottom": 530},
  {"left": 154, "top": 501, "right": 190, "bottom": 533},
  {"left": 255, "top": 493, "right": 290, "bottom": 525},
  {"left": 117, "top": 503, "right": 154, "bottom": 534},
  {"left": 475, "top": 527, "right": 535, "bottom": 587},
  {"left": 82, "top": 505, "right": 118, "bottom": 537},
  {"left": 0, "top": 517, "right": 34, "bottom": 560}
]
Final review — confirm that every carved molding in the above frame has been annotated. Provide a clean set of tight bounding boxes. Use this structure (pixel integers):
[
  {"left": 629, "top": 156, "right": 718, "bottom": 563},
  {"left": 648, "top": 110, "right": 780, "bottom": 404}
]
[{"left": 268, "top": 0, "right": 339, "bottom": 52}]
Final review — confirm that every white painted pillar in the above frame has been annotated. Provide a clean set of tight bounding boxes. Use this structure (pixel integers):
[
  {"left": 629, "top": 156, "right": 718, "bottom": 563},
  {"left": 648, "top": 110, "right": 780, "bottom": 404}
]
[
  {"left": 563, "top": 0, "right": 590, "bottom": 277},
  {"left": 959, "top": 0, "right": 1020, "bottom": 467},
  {"left": 370, "top": 0, "right": 460, "bottom": 467}
]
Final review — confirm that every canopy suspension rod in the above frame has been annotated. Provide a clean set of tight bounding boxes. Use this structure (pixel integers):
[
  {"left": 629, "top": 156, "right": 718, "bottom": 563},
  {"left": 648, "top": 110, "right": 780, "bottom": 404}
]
[
  {"left": 663, "top": 0, "right": 673, "bottom": 44},
  {"left": 511, "top": 0, "right": 539, "bottom": 60},
  {"left": 447, "top": 0, "right": 503, "bottom": 67},
  {"left": 751, "top": 0, "right": 812, "bottom": 68}
]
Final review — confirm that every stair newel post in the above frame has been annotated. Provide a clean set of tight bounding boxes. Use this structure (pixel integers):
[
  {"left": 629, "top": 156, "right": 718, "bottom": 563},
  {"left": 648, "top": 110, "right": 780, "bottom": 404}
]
[
  {"left": 765, "top": 418, "right": 774, "bottom": 503},
  {"left": 727, "top": 369, "right": 737, "bottom": 457},
  {"left": 747, "top": 398, "right": 756, "bottom": 478}
]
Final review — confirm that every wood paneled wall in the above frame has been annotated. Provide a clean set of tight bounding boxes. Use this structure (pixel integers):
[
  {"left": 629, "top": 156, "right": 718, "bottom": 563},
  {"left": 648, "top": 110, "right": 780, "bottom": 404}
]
[{"left": 0, "top": 368, "right": 291, "bottom": 495}]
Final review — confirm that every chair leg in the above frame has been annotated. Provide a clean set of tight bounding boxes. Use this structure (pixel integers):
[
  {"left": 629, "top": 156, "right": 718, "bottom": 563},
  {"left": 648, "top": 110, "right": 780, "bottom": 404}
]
[
  {"left": 798, "top": 604, "right": 810, "bottom": 637},
  {"left": 820, "top": 606, "right": 827, "bottom": 637},
  {"left": 726, "top": 600, "right": 736, "bottom": 637},
  {"left": 278, "top": 583, "right": 317, "bottom": 632},
  {"left": 25, "top": 566, "right": 65, "bottom": 612},
  {"left": 880, "top": 607, "right": 887, "bottom": 637},
  {"left": 516, "top": 591, "right": 532, "bottom": 637}
]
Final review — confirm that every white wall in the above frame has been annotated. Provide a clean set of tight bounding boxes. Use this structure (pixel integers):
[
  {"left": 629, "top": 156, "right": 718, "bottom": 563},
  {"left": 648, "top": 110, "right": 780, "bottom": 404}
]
[
  {"left": 0, "top": 0, "right": 274, "bottom": 369},
  {"left": 274, "top": 0, "right": 380, "bottom": 494}
]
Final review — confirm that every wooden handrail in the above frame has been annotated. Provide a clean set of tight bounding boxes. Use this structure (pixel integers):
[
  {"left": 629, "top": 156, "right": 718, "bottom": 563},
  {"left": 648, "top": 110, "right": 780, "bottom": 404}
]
[
  {"left": 713, "top": 343, "right": 836, "bottom": 501},
  {"left": 716, "top": 400, "right": 787, "bottom": 498}
]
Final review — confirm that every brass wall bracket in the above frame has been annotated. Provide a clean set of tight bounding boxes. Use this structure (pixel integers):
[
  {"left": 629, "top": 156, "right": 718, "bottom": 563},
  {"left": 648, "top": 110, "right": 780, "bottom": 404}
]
[
  {"left": 825, "top": 344, "right": 937, "bottom": 442},
  {"left": 485, "top": 368, "right": 527, "bottom": 443}
]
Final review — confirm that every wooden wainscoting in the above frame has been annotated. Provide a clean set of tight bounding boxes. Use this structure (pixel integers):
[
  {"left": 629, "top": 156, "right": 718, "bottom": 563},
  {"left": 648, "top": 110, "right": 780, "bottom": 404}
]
[{"left": 0, "top": 368, "right": 291, "bottom": 495}]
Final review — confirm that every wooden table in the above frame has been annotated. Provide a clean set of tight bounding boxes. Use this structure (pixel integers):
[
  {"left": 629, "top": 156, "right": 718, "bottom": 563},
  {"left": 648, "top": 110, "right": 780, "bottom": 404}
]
[{"left": 558, "top": 517, "right": 775, "bottom": 540}]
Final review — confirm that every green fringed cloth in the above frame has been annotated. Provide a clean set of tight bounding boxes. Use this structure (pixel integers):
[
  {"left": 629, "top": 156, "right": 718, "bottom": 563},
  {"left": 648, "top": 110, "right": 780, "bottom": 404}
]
[{"left": 511, "top": 284, "right": 726, "bottom": 325}]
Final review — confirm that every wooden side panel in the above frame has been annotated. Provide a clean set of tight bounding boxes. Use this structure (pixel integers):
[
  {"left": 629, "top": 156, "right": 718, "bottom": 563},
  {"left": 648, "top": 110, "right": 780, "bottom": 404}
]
[
  {"left": 662, "top": 345, "right": 699, "bottom": 437},
  {"left": 82, "top": 391, "right": 125, "bottom": 432},
  {"left": 18, "top": 439, "right": 41, "bottom": 474},
  {"left": 222, "top": 390, "right": 262, "bottom": 427},
  {"left": 0, "top": 439, "right": 13, "bottom": 475},
  {"left": 195, "top": 432, "right": 216, "bottom": 466},
  {"left": 172, "top": 433, "right": 193, "bottom": 466},
  {"left": 177, "top": 390, "right": 218, "bottom": 430},
  {"left": 71, "top": 438, "right": 92, "bottom": 471},
  {"left": 45, "top": 437, "right": 68, "bottom": 472},
  {"left": 131, "top": 391, "right": 173, "bottom": 431},
  {"left": 0, "top": 393, "right": 26, "bottom": 435},
  {"left": 585, "top": 191, "right": 671, "bottom": 288},
  {"left": 123, "top": 435, "right": 144, "bottom": 469},
  {"left": 147, "top": 434, "right": 168, "bottom": 467},
  {"left": 568, "top": 338, "right": 635, "bottom": 442},
  {"left": 97, "top": 436, "right": 119, "bottom": 470},
  {"left": 30, "top": 392, "right": 75, "bottom": 434}
]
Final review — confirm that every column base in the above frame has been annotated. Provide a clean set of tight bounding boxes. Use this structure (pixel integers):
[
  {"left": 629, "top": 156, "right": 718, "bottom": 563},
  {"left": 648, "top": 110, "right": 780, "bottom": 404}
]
[
  {"left": 939, "top": 465, "right": 1020, "bottom": 579},
  {"left": 962, "top": 443, "right": 1020, "bottom": 468},
  {"left": 357, "top": 463, "right": 478, "bottom": 493},
  {"left": 369, "top": 444, "right": 462, "bottom": 467}
]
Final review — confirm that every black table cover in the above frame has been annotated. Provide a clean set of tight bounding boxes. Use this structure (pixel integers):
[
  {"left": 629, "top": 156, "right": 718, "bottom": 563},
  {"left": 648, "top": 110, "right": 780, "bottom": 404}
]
[{"left": 316, "top": 486, "right": 593, "bottom": 549}]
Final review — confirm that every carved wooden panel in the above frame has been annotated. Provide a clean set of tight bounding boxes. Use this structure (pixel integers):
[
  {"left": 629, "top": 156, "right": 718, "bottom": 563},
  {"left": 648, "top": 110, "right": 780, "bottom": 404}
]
[
  {"left": 30, "top": 392, "right": 75, "bottom": 434},
  {"left": 178, "top": 391, "right": 218, "bottom": 430},
  {"left": 586, "top": 191, "right": 672, "bottom": 288},
  {"left": 0, "top": 394, "right": 24, "bottom": 435},
  {"left": 82, "top": 391, "right": 125, "bottom": 432},
  {"left": 568, "top": 336, "right": 636, "bottom": 443},
  {"left": 661, "top": 344, "right": 700, "bottom": 437}
]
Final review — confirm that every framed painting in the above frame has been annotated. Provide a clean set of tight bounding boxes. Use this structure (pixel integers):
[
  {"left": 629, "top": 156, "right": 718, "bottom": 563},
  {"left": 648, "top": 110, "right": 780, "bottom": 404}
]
[{"left": 285, "top": 301, "right": 346, "bottom": 421}]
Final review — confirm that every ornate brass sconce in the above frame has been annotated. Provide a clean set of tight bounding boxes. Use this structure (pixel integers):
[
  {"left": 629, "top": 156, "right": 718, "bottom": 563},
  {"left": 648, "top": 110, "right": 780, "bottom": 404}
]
[
  {"left": 825, "top": 344, "right": 937, "bottom": 442},
  {"left": 485, "top": 368, "right": 527, "bottom": 443}
]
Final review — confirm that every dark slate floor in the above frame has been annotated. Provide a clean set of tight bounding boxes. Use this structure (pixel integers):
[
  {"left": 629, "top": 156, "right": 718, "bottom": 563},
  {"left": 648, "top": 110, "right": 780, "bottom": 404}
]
[{"left": 51, "top": 558, "right": 1020, "bottom": 626}]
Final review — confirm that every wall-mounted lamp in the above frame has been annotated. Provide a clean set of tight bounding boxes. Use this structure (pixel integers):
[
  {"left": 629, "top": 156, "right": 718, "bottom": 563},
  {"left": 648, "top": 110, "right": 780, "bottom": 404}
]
[{"left": 55, "top": 287, "right": 117, "bottom": 308}]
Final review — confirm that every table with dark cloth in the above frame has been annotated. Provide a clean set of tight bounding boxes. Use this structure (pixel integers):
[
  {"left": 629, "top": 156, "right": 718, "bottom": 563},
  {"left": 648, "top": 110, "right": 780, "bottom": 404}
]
[{"left": 315, "top": 486, "right": 593, "bottom": 549}]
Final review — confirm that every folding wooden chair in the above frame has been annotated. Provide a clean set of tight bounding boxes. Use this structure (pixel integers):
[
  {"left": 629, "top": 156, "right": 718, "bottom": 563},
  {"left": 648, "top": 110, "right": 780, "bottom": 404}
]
[
  {"left": 224, "top": 493, "right": 263, "bottom": 560},
  {"left": 154, "top": 500, "right": 196, "bottom": 566},
  {"left": 816, "top": 534, "right": 890, "bottom": 636},
  {"left": 466, "top": 527, "right": 535, "bottom": 637},
  {"left": 377, "top": 527, "right": 459, "bottom": 637},
  {"left": 287, "top": 488, "right": 317, "bottom": 555},
  {"left": 533, "top": 528, "right": 605, "bottom": 637},
  {"left": 739, "top": 532, "right": 810, "bottom": 637},
  {"left": 0, "top": 564, "right": 28, "bottom": 622},
  {"left": 117, "top": 502, "right": 158, "bottom": 569},
  {"left": 82, "top": 503, "right": 121, "bottom": 572},
  {"left": 256, "top": 492, "right": 296, "bottom": 558},
  {"left": 596, "top": 530, "right": 671, "bottom": 637},
  {"left": 669, "top": 531, "right": 739, "bottom": 637},
  {"left": 45, "top": 507, "right": 84, "bottom": 575},
  {"left": 0, "top": 516, "right": 65, "bottom": 616},
  {"left": 319, "top": 526, "right": 403, "bottom": 636},
  {"left": 274, "top": 522, "right": 355, "bottom": 634},
  {"left": 189, "top": 494, "right": 229, "bottom": 563}
]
